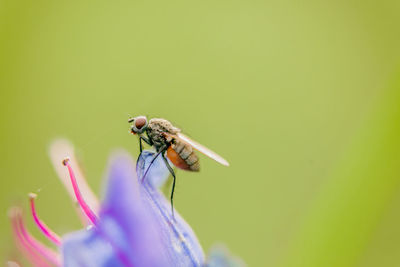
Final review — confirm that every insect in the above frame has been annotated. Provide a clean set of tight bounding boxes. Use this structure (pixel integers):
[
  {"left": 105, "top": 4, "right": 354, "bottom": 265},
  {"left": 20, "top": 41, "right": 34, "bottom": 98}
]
[{"left": 128, "top": 116, "right": 229, "bottom": 217}]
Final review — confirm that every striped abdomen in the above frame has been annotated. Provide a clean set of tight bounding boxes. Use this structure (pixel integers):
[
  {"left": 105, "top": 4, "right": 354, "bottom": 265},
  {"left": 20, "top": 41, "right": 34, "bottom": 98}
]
[{"left": 167, "top": 139, "right": 200, "bottom": 171}]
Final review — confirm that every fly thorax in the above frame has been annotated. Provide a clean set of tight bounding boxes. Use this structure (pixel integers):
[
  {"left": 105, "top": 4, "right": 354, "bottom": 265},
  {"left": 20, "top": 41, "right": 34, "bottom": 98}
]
[{"left": 148, "top": 119, "right": 180, "bottom": 148}]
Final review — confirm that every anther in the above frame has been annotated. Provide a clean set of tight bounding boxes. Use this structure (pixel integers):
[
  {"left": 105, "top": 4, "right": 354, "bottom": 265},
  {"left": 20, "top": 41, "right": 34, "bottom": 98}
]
[{"left": 62, "top": 157, "right": 70, "bottom": 166}]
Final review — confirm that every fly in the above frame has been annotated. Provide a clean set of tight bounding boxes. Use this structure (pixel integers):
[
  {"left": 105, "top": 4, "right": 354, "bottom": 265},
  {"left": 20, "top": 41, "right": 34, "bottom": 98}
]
[{"left": 128, "top": 116, "right": 229, "bottom": 217}]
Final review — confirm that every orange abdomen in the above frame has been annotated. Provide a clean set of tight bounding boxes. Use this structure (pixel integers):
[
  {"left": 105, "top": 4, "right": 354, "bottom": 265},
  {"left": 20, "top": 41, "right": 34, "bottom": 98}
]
[
  {"left": 167, "top": 146, "right": 191, "bottom": 170},
  {"left": 167, "top": 141, "right": 200, "bottom": 171}
]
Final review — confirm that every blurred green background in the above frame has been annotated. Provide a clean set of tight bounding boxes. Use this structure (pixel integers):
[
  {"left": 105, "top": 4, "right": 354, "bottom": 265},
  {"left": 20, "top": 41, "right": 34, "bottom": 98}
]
[{"left": 1, "top": 0, "right": 400, "bottom": 266}]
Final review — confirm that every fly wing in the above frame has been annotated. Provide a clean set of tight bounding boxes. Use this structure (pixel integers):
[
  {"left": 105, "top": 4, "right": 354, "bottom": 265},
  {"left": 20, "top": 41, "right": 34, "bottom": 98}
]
[{"left": 177, "top": 133, "right": 229, "bottom": 166}]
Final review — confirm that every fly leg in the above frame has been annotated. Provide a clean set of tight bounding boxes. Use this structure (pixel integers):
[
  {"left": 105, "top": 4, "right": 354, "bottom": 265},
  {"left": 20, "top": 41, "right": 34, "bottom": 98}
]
[
  {"left": 141, "top": 145, "right": 167, "bottom": 182},
  {"left": 137, "top": 135, "right": 153, "bottom": 162},
  {"left": 139, "top": 137, "right": 143, "bottom": 153},
  {"left": 141, "top": 135, "right": 152, "bottom": 146},
  {"left": 162, "top": 153, "right": 176, "bottom": 219},
  {"left": 138, "top": 135, "right": 152, "bottom": 152}
]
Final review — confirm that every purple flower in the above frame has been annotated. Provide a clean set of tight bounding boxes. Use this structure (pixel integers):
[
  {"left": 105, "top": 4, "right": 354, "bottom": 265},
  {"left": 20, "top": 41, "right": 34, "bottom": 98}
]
[
  {"left": 9, "top": 140, "right": 244, "bottom": 267},
  {"left": 62, "top": 149, "right": 204, "bottom": 267}
]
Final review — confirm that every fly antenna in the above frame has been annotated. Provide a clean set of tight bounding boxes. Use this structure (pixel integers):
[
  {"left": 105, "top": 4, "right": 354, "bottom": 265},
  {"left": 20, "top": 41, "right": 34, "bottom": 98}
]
[{"left": 128, "top": 114, "right": 134, "bottom": 123}]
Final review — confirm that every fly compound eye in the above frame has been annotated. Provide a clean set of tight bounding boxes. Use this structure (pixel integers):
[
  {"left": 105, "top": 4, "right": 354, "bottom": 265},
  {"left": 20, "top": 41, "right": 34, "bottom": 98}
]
[
  {"left": 135, "top": 117, "right": 147, "bottom": 130},
  {"left": 130, "top": 115, "right": 148, "bottom": 134}
]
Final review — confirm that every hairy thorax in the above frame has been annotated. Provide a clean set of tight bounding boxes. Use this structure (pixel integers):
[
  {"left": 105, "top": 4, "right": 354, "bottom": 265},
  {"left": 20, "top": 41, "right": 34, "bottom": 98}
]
[{"left": 147, "top": 118, "right": 180, "bottom": 149}]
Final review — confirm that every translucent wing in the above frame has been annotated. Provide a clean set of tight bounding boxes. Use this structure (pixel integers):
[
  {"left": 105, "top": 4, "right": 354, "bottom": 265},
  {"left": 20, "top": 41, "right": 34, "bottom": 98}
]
[{"left": 177, "top": 133, "right": 229, "bottom": 166}]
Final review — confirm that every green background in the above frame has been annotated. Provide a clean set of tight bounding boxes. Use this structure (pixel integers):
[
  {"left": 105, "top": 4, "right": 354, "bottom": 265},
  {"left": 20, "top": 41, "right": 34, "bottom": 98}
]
[{"left": 1, "top": 0, "right": 400, "bottom": 266}]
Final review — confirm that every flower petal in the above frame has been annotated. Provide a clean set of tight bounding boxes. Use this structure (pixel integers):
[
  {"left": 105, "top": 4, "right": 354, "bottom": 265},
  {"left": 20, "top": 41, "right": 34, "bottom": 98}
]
[
  {"left": 136, "top": 150, "right": 170, "bottom": 188},
  {"left": 205, "top": 245, "right": 246, "bottom": 267},
  {"left": 62, "top": 151, "right": 170, "bottom": 267},
  {"left": 100, "top": 151, "right": 170, "bottom": 266},
  {"left": 6, "top": 261, "right": 21, "bottom": 267},
  {"left": 62, "top": 228, "right": 120, "bottom": 267},
  {"left": 138, "top": 150, "right": 205, "bottom": 267},
  {"left": 62, "top": 150, "right": 206, "bottom": 267}
]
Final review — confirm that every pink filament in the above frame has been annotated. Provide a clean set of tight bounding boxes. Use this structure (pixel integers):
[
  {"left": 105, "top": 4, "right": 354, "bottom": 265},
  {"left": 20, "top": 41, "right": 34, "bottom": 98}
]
[
  {"left": 29, "top": 194, "right": 62, "bottom": 246},
  {"left": 11, "top": 219, "right": 50, "bottom": 267},
  {"left": 17, "top": 213, "right": 61, "bottom": 266},
  {"left": 63, "top": 158, "right": 98, "bottom": 225},
  {"left": 10, "top": 208, "right": 61, "bottom": 267}
]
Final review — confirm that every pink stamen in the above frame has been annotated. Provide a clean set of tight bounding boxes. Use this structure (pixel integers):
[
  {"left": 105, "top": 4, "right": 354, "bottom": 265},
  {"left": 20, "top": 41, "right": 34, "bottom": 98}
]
[
  {"left": 63, "top": 157, "right": 98, "bottom": 225},
  {"left": 17, "top": 211, "right": 61, "bottom": 266},
  {"left": 49, "top": 140, "right": 100, "bottom": 227},
  {"left": 11, "top": 216, "right": 49, "bottom": 267},
  {"left": 17, "top": 213, "right": 61, "bottom": 266},
  {"left": 29, "top": 193, "right": 62, "bottom": 246},
  {"left": 9, "top": 207, "right": 61, "bottom": 267}
]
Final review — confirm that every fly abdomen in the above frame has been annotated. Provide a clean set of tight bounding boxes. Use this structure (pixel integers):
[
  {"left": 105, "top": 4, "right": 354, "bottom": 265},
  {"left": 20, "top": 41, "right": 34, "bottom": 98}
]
[
  {"left": 180, "top": 144, "right": 192, "bottom": 160},
  {"left": 168, "top": 140, "right": 200, "bottom": 171},
  {"left": 174, "top": 141, "right": 186, "bottom": 154}
]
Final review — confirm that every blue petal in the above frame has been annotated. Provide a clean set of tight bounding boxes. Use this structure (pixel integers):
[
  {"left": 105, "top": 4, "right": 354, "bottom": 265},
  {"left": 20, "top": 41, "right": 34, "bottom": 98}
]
[
  {"left": 63, "top": 228, "right": 122, "bottom": 267},
  {"left": 136, "top": 150, "right": 170, "bottom": 188},
  {"left": 137, "top": 150, "right": 205, "bottom": 266},
  {"left": 205, "top": 245, "right": 246, "bottom": 267},
  {"left": 63, "top": 152, "right": 170, "bottom": 267},
  {"left": 62, "top": 150, "right": 205, "bottom": 267}
]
